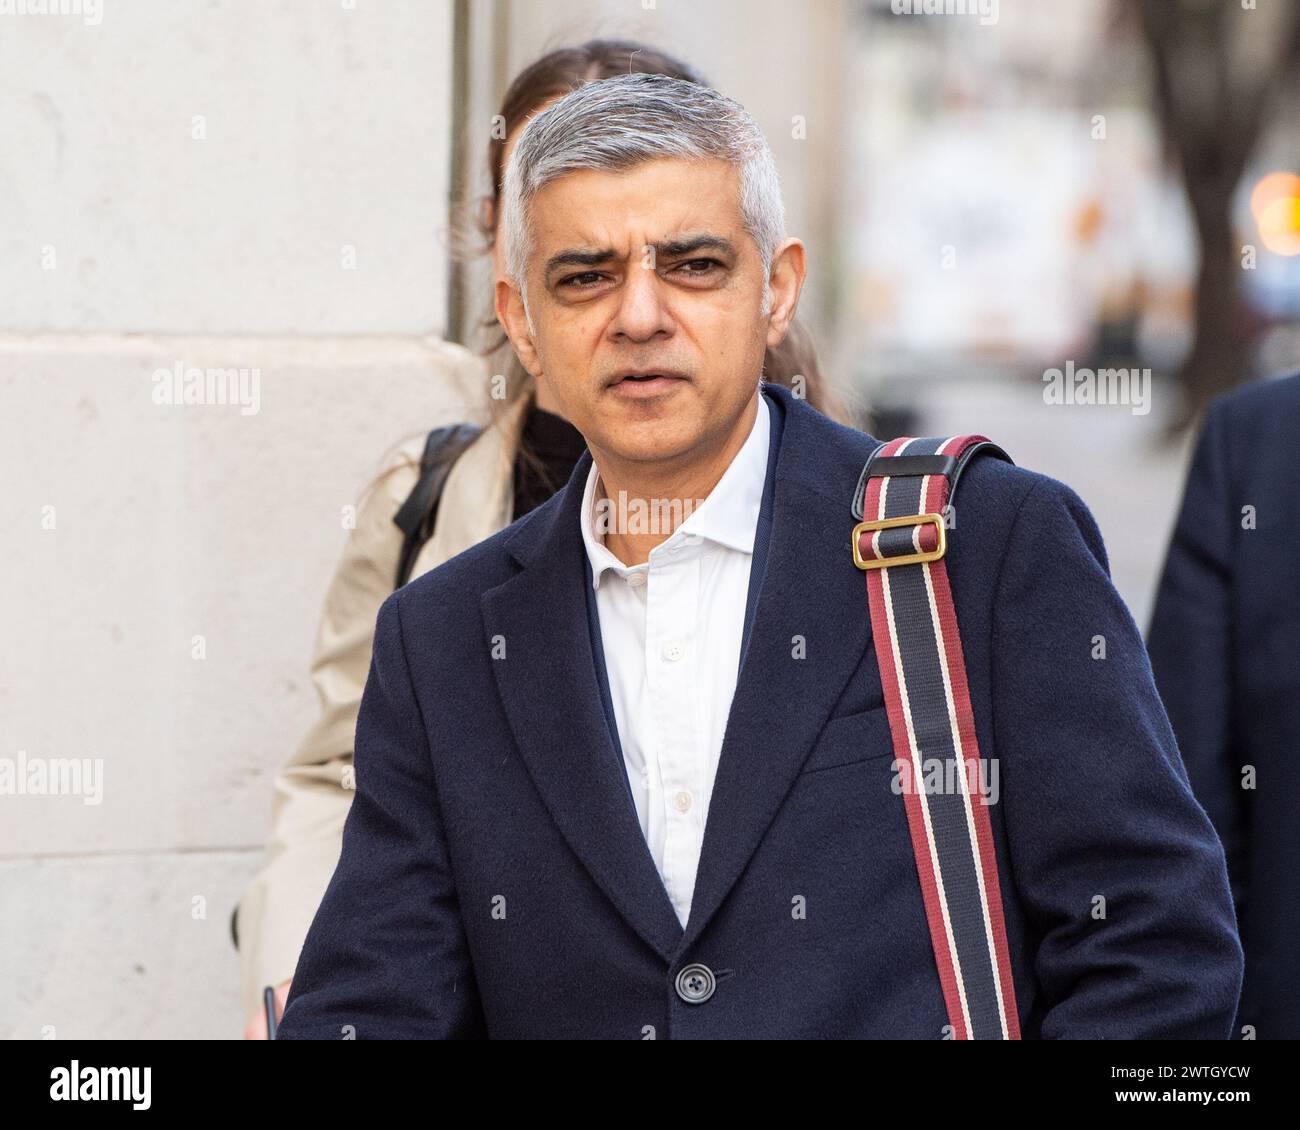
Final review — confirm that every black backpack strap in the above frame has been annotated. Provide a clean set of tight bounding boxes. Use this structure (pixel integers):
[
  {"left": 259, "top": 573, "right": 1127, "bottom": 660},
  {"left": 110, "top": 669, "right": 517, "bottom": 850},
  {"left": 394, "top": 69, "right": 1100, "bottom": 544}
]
[{"left": 392, "top": 422, "right": 482, "bottom": 588}]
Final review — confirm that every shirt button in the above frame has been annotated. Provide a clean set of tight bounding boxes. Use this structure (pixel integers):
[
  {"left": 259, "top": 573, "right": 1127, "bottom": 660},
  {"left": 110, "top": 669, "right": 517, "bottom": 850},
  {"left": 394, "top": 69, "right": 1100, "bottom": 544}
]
[
  {"left": 626, "top": 571, "right": 647, "bottom": 588},
  {"left": 674, "top": 790, "right": 692, "bottom": 813},
  {"left": 675, "top": 963, "right": 716, "bottom": 1004},
  {"left": 661, "top": 640, "right": 685, "bottom": 662}
]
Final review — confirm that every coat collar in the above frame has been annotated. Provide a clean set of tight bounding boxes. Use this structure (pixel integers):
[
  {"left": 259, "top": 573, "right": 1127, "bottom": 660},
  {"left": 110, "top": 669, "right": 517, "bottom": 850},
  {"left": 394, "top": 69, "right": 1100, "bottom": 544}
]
[{"left": 480, "top": 383, "right": 878, "bottom": 962}]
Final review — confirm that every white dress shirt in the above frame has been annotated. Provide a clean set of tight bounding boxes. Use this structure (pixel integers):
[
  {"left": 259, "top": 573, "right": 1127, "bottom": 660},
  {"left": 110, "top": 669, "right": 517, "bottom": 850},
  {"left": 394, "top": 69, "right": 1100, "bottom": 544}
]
[{"left": 579, "top": 392, "right": 770, "bottom": 928}]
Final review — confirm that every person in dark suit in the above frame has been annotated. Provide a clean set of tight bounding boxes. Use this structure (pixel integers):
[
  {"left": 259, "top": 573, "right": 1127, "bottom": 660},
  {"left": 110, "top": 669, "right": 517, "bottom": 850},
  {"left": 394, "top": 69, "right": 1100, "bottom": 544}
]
[
  {"left": 1148, "top": 369, "right": 1300, "bottom": 1040},
  {"left": 276, "top": 73, "right": 1241, "bottom": 1040}
]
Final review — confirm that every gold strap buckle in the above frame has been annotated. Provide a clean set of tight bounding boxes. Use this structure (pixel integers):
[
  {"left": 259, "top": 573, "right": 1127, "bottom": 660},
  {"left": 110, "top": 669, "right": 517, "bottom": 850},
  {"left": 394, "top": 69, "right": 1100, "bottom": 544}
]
[{"left": 852, "top": 512, "right": 947, "bottom": 570}]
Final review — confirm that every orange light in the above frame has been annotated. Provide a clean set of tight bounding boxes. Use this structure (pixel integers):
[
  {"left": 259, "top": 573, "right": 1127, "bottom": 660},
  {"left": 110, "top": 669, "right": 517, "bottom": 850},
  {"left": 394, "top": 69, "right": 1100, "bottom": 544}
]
[
  {"left": 1259, "top": 196, "right": 1300, "bottom": 256},
  {"left": 1250, "top": 172, "right": 1300, "bottom": 221}
]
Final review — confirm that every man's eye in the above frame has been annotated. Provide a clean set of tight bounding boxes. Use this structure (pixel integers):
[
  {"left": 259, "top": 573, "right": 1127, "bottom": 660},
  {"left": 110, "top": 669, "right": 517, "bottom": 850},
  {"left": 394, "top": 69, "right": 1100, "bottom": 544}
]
[
  {"left": 673, "top": 258, "right": 722, "bottom": 276},
  {"left": 559, "top": 272, "right": 605, "bottom": 289}
]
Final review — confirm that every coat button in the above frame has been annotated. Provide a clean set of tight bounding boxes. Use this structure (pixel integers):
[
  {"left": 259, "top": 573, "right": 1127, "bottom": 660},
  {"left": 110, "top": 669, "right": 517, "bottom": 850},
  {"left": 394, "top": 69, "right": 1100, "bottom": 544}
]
[{"left": 675, "top": 963, "right": 716, "bottom": 1004}]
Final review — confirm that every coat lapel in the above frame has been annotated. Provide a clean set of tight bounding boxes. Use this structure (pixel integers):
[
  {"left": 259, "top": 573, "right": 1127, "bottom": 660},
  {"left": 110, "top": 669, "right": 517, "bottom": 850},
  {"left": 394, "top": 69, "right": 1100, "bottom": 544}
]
[
  {"left": 481, "top": 460, "right": 685, "bottom": 962},
  {"left": 678, "top": 388, "right": 876, "bottom": 953}
]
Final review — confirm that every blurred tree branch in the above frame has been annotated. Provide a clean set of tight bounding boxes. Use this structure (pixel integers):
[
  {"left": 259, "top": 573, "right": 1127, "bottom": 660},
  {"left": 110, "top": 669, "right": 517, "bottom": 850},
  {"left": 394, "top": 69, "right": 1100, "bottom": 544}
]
[{"left": 1137, "top": 0, "right": 1300, "bottom": 430}]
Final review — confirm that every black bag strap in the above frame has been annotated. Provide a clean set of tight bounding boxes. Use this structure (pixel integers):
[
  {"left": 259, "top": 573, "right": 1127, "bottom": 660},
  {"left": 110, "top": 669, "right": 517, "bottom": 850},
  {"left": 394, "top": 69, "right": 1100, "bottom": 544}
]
[{"left": 391, "top": 422, "right": 482, "bottom": 589}]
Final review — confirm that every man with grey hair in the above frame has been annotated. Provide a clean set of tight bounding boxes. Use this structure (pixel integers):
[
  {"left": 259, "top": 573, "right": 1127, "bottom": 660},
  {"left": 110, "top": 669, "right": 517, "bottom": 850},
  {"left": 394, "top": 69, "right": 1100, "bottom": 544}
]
[{"left": 277, "top": 73, "right": 1241, "bottom": 1039}]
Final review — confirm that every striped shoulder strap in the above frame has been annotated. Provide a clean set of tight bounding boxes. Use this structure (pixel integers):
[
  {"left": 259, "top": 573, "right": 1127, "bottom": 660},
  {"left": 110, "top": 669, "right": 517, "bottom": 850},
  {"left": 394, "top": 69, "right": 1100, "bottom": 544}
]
[{"left": 852, "top": 434, "right": 1021, "bottom": 1040}]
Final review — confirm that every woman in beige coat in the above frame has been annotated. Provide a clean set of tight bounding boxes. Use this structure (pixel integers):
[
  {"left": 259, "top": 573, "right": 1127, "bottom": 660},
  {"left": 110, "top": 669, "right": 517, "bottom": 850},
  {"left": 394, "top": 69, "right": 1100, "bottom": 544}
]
[{"left": 236, "top": 38, "right": 844, "bottom": 1036}]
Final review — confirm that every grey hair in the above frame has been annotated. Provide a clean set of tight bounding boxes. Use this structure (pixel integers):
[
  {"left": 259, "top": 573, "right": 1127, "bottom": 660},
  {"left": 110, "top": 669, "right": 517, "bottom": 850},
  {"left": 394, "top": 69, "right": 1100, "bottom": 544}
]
[{"left": 501, "top": 72, "right": 785, "bottom": 322}]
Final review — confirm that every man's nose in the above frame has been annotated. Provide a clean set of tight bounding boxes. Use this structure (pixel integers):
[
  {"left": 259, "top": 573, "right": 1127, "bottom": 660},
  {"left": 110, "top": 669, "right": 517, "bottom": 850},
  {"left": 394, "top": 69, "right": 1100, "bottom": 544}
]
[{"left": 608, "top": 254, "right": 675, "bottom": 342}]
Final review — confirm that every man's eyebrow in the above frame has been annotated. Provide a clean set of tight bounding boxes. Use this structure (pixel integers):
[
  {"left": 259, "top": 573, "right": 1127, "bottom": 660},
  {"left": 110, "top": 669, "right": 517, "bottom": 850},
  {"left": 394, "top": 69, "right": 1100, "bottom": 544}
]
[
  {"left": 543, "top": 234, "right": 738, "bottom": 280},
  {"left": 655, "top": 234, "right": 738, "bottom": 259},
  {"left": 544, "top": 248, "right": 616, "bottom": 278}
]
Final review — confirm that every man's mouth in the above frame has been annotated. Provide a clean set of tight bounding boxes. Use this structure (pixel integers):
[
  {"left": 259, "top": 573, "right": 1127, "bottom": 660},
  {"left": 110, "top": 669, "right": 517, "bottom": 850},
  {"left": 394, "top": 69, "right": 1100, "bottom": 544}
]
[{"left": 605, "top": 370, "right": 689, "bottom": 395}]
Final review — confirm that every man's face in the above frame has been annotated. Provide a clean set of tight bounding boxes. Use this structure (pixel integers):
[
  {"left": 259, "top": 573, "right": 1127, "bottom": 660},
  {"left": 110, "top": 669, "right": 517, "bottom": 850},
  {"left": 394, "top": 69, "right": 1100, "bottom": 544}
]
[{"left": 497, "top": 157, "right": 800, "bottom": 470}]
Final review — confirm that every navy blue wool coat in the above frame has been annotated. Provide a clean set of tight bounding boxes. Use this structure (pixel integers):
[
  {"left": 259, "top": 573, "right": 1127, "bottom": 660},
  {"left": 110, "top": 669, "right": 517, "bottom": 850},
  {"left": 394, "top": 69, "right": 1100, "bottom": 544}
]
[
  {"left": 277, "top": 382, "right": 1242, "bottom": 1039},
  {"left": 1148, "top": 370, "right": 1300, "bottom": 1040}
]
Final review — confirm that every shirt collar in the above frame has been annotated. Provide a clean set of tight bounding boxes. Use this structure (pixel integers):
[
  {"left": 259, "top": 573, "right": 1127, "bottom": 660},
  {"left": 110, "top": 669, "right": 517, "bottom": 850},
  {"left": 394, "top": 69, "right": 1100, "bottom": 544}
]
[{"left": 580, "top": 391, "right": 771, "bottom": 589}]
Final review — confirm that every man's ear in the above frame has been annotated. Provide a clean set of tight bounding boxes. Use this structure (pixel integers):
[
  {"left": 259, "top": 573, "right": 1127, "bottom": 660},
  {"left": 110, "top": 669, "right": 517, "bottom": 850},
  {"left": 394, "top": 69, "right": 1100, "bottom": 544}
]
[
  {"left": 495, "top": 277, "right": 544, "bottom": 378},
  {"left": 764, "top": 237, "right": 807, "bottom": 349}
]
